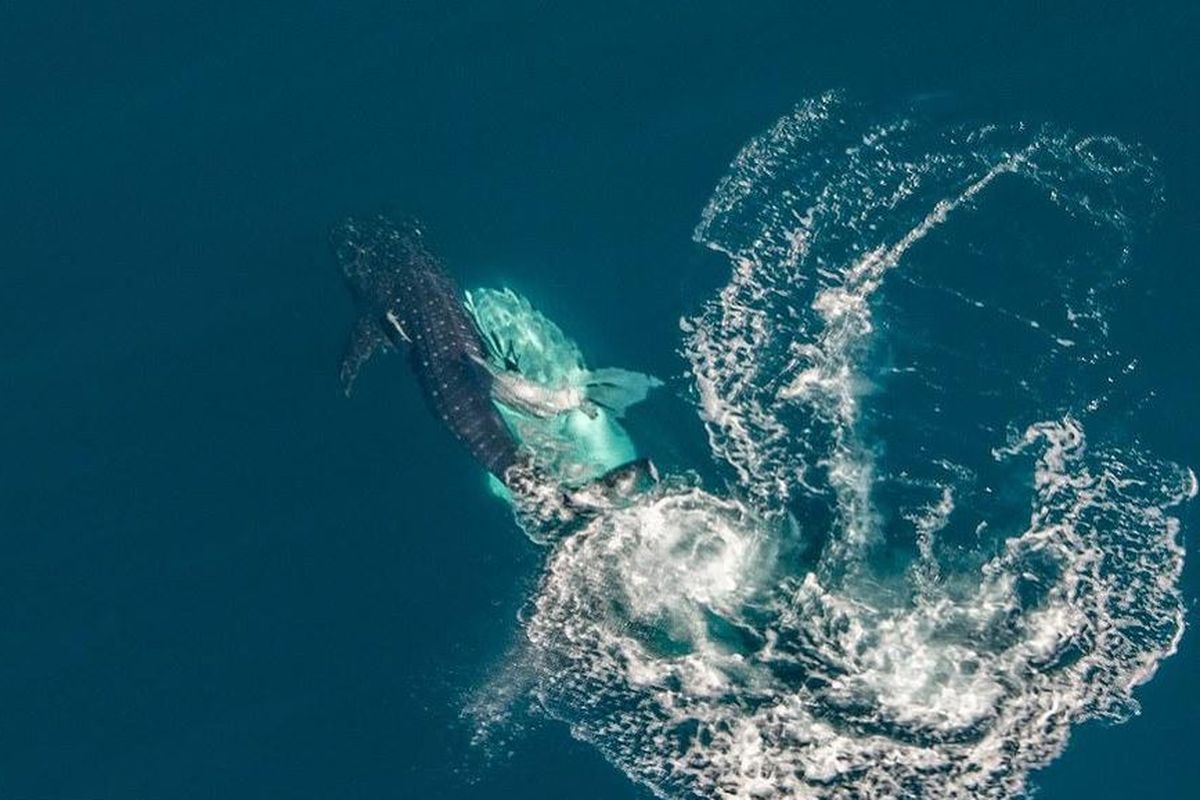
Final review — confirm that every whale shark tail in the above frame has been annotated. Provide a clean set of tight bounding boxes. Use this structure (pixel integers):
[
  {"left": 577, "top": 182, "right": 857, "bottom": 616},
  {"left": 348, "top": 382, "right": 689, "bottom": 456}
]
[{"left": 582, "top": 368, "right": 664, "bottom": 417}]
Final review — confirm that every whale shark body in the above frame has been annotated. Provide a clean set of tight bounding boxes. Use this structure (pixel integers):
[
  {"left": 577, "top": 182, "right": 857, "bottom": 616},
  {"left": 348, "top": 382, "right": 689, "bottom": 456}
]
[{"left": 335, "top": 215, "right": 522, "bottom": 478}]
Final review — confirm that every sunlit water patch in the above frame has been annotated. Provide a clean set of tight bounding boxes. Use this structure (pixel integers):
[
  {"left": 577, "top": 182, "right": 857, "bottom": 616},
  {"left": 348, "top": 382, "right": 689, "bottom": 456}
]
[
  {"left": 472, "top": 92, "right": 1192, "bottom": 799},
  {"left": 466, "top": 287, "right": 641, "bottom": 494}
]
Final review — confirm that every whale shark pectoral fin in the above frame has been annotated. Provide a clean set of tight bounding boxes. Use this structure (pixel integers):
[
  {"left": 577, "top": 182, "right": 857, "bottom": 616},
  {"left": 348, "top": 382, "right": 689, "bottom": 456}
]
[{"left": 339, "top": 315, "right": 391, "bottom": 396}]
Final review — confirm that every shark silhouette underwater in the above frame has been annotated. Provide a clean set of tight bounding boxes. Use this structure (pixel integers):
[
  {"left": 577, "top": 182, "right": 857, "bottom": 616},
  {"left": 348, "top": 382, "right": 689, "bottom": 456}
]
[{"left": 334, "top": 214, "right": 660, "bottom": 522}]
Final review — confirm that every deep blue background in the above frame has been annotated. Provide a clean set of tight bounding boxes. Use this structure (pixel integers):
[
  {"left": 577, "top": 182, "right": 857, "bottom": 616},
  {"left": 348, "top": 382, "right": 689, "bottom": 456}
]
[{"left": 2, "top": 2, "right": 1197, "bottom": 797}]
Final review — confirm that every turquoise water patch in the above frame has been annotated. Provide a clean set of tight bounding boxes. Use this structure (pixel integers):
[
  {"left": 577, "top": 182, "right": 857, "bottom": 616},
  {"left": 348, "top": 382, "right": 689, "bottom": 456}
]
[{"left": 465, "top": 288, "right": 639, "bottom": 498}]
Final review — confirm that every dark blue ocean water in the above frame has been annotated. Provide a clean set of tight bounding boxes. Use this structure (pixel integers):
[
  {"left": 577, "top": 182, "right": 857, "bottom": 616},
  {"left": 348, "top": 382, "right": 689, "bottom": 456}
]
[{"left": 3, "top": 2, "right": 1198, "bottom": 798}]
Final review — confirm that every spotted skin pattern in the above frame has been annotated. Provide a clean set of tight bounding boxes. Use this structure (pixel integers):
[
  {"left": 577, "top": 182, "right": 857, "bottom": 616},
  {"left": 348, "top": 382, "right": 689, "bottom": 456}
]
[{"left": 335, "top": 215, "right": 521, "bottom": 478}]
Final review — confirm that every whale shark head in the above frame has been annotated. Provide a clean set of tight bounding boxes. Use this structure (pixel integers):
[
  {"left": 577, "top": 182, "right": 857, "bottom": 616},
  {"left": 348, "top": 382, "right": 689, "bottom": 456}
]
[{"left": 566, "top": 458, "right": 660, "bottom": 512}]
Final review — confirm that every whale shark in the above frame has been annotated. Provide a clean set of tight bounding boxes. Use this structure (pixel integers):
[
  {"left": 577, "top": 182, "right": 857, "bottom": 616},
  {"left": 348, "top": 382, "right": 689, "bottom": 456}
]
[
  {"left": 334, "top": 214, "right": 659, "bottom": 522},
  {"left": 335, "top": 214, "right": 523, "bottom": 479}
]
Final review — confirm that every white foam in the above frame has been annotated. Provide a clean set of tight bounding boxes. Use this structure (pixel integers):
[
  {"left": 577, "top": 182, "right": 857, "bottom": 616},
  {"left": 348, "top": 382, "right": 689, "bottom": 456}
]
[
  {"left": 471, "top": 94, "right": 1191, "bottom": 799},
  {"left": 518, "top": 421, "right": 1188, "bottom": 797}
]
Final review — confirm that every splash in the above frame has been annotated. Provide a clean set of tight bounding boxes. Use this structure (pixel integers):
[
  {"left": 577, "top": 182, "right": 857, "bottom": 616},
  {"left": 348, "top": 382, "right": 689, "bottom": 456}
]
[{"left": 476, "top": 93, "right": 1190, "bottom": 799}]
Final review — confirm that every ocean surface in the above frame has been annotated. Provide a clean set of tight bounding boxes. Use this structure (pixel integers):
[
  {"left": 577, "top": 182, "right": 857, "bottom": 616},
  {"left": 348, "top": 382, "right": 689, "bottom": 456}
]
[{"left": 3, "top": 2, "right": 1199, "bottom": 798}]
